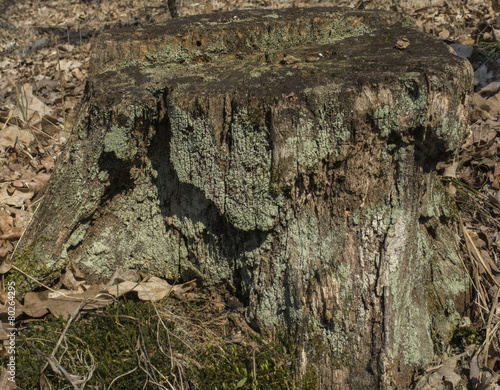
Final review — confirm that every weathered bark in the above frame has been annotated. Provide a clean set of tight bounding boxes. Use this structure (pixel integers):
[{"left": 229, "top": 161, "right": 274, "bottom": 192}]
[{"left": 19, "top": 8, "right": 473, "bottom": 388}]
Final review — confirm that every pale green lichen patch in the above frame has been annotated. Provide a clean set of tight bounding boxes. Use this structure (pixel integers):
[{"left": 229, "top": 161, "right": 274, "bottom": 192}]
[
  {"left": 386, "top": 207, "right": 467, "bottom": 365},
  {"left": 421, "top": 173, "right": 459, "bottom": 219},
  {"left": 75, "top": 182, "right": 183, "bottom": 280},
  {"left": 285, "top": 212, "right": 346, "bottom": 276},
  {"left": 147, "top": 43, "right": 191, "bottom": 64},
  {"left": 247, "top": 211, "right": 347, "bottom": 335},
  {"left": 434, "top": 114, "right": 467, "bottom": 153},
  {"left": 373, "top": 80, "right": 428, "bottom": 139},
  {"left": 388, "top": 227, "right": 434, "bottom": 365},
  {"left": 60, "top": 222, "right": 91, "bottom": 260},
  {"left": 308, "top": 316, "right": 351, "bottom": 367},
  {"left": 103, "top": 124, "right": 130, "bottom": 158},
  {"left": 321, "top": 16, "right": 373, "bottom": 44},
  {"left": 403, "top": 17, "right": 418, "bottom": 28},
  {"left": 358, "top": 163, "right": 467, "bottom": 367},
  {"left": 284, "top": 106, "right": 348, "bottom": 168},
  {"left": 168, "top": 102, "right": 280, "bottom": 232}
]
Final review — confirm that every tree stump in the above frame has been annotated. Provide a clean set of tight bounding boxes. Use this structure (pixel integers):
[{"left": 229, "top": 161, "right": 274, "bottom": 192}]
[{"left": 18, "top": 8, "right": 473, "bottom": 388}]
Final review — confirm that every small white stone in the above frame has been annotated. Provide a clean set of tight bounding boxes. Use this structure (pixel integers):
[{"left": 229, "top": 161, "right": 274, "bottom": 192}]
[{"left": 449, "top": 43, "right": 474, "bottom": 59}]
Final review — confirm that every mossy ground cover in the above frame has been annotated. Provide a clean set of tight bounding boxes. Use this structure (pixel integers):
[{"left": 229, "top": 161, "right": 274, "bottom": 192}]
[
  {"left": 7, "top": 291, "right": 315, "bottom": 389},
  {"left": 5, "top": 237, "right": 61, "bottom": 298}
]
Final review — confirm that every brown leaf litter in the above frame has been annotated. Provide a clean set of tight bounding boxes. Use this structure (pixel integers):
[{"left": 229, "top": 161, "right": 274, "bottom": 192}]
[
  {"left": 0, "top": 268, "right": 196, "bottom": 323},
  {"left": 0, "top": 0, "right": 499, "bottom": 388}
]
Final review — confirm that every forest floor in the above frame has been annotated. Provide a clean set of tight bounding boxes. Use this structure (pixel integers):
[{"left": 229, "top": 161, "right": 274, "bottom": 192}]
[{"left": 0, "top": 0, "right": 499, "bottom": 388}]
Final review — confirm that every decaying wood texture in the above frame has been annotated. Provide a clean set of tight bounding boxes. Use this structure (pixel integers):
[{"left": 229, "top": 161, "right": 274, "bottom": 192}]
[{"left": 17, "top": 8, "right": 473, "bottom": 388}]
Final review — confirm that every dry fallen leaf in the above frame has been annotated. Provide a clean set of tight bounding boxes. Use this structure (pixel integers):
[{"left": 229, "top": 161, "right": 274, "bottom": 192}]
[
  {"left": 438, "top": 159, "right": 458, "bottom": 178},
  {"left": 41, "top": 115, "right": 61, "bottom": 136},
  {"left": 0, "top": 229, "right": 23, "bottom": 241},
  {"left": 0, "top": 126, "right": 35, "bottom": 150},
  {"left": 0, "top": 257, "right": 13, "bottom": 274},
  {"left": 0, "top": 368, "right": 17, "bottom": 389},
  {"left": 470, "top": 355, "right": 480, "bottom": 385},
  {"left": 39, "top": 156, "right": 55, "bottom": 172},
  {"left": 58, "top": 59, "right": 82, "bottom": 72},
  {"left": 61, "top": 268, "right": 86, "bottom": 291},
  {"left": 480, "top": 81, "right": 500, "bottom": 95},
  {"left": 394, "top": 37, "right": 410, "bottom": 50},
  {"left": 280, "top": 55, "right": 299, "bottom": 65},
  {"left": 106, "top": 268, "right": 140, "bottom": 286},
  {"left": 0, "top": 297, "right": 24, "bottom": 321},
  {"left": 306, "top": 56, "right": 319, "bottom": 62},
  {"left": 0, "top": 186, "right": 35, "bottom": 207},
  {"left": 437, "top": 366, "right": 461, "bottom": 389},
  {"left": 23, "top": 292, "right": 50, "bottom": 318},
  {"left": 11, "top": 83, "right": 51, "bottom": 123},
  {"left": 0, "top": 271, "right": 196, "bottom": 322},
  {"left": 480, "top": 249, "right": 500, "bottom": 273},
  {"left": 0, "top": 208, "right": 14, "bottom": 235},
  {"left": 46, "top": 284, "right": 115, "bottom": 319},
  {"left": 107, "top": 277, "right": 196, "bottom": 301}
]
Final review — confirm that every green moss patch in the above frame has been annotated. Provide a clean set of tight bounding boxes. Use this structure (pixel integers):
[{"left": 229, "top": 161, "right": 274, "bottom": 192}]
[
  {"left": 9, "top": 293, "right": 317, "bottom": 389},
  {"left": 450, "top": 326, "right": 486, "bottom": 348},
  {"left": 7, "top": 236, "right": 62, "bottom": 298}
]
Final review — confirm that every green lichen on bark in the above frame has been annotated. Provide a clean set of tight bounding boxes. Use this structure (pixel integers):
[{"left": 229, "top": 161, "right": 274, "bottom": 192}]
[
  {"left": 383, "top": 173, "right": 467, "bottom": 365},
  {"left": 168, "top": 102, "right": 280, "bottom": 232},
  {"left": 388, "top": 227, "right": 435, "bottom": 365},
  {"left": 373, "top": 84, "right": 426, "bottom": 139},
  {"left": 284, "top": 90, "right": 349, "bottom": 168},
  {"left": 8, "top": 236, "right": 60, "bottom": 296}
]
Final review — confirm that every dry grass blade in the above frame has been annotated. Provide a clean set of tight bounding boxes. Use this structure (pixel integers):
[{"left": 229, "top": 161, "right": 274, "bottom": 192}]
[
  {"left": 459, "top": 217, "right": 491, "bottom": 315},
  {"left": 452, "top": 178, "right": 500, "bottom": 222},
  {"left": 461, "top": 221, "right": 500, "bottom": 288},
  {"left": 10, "top": 264, "right": 58, "bottom": 293},
  {"left": 134, "top": 325, "right": 172, "bottom": 390},
  {"left": 108, "top": 366, "right": 139, "bottom": 390},
  {"left": 40, "top": 299, "right": 95, "bottom": 388},
  {"left": 458, "top": 211, "right": 500, "bottom": 384},
  {"left": 19, "top": 329, "right": 96, "bottom": 390},
  {"left": 482, "top": 284, "right": 500, "bottom": 370},
  {"left": 0, "top": 110, "right": 13, "bottom": 131}
]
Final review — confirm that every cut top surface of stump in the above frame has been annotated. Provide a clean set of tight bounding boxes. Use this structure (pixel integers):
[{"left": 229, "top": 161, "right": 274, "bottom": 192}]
[{"left": 91, "top": 7, "right": 451, "bottom": 76}]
